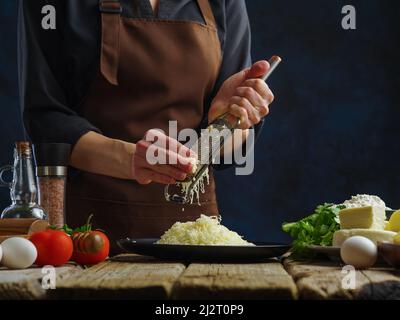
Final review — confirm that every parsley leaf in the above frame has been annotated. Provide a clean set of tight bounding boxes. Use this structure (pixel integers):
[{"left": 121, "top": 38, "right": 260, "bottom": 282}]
[{"left": 282, "top": 203, "right": 345, "bottom": 259}]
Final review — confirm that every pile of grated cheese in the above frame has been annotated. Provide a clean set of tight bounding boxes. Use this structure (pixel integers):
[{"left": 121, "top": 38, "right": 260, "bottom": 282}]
[
  {"left": 341, "top": 194, "right": 391, "bottom": 210},
  {"left": 156, "top": 214, "right": 254, "bottom": 246}
]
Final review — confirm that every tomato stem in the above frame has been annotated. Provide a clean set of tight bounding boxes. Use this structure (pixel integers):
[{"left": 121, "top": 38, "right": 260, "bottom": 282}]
[{"left": 85, "top": 214, "right": 94, "bottom": 232}]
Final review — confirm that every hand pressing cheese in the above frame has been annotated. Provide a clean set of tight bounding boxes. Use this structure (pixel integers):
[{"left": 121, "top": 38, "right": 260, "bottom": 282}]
[{"left": 339, "top": 206, "right": 386, "bottom": 230}]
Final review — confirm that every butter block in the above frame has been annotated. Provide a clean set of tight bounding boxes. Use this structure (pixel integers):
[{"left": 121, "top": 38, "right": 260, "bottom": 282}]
[
  {"left": 333, "top": 229, "right": 396, "bottom": 246},
  {"left": 339, "top": 206, "right": 386, "bottom": 230}
]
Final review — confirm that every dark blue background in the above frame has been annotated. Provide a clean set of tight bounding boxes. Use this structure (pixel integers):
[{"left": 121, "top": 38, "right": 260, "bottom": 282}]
[{"left": 1, "top": 1, "right": 399, "bottom": 243}]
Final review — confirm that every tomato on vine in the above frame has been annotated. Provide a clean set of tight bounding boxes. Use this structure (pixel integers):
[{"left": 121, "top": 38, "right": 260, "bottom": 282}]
[{"left": 70, "top": 215, "right": 110, "bottom": 265}]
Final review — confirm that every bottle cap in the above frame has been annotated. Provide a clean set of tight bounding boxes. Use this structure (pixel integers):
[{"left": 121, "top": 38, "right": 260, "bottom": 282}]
[
  {"left": 33, "top": 143, "right": 71, "bottom": 168},
  {"left": 15, "top": 141, "right": 31, "bottom": 156}
]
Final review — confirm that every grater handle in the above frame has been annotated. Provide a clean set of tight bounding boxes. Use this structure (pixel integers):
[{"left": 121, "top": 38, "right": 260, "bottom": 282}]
[
  {"left": 262, "top": 55, "right": 281, "bottom": 81},
  {"left": 164, "top": 55, "right": 282, "bottom": 204},
  {"left": 216, "top": 55, "right": 282, "bottom": 129}
]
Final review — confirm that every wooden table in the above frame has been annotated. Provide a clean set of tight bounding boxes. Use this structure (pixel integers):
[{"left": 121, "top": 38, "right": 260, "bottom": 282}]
[{"left": 1, "top": 255, "right": 399, "bottom": 300}]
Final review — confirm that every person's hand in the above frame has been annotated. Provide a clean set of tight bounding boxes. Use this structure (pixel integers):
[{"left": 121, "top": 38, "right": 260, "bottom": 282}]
[
  {"left": 132, "top": 130, "right": 196, "bottom": 185},
  {"left": 208, "top": 61, "right": 275, "bottom": 129}
]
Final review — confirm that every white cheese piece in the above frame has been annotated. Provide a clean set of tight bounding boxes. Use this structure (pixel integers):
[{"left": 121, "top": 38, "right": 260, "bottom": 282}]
[
  {"left": 339, "top": 206, "right": 386, "bottom": 230},
  {"left": 188, "top": 157, "right": 199, "bottom": 175},
  {"left": 332, "top": 229, "right": 396, "bottom": 246}
]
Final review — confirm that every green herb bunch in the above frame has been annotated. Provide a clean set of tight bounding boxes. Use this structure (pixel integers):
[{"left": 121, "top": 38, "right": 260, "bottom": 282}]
[{"left": 282, "top": 203, "right": 345, "bottom": 259}]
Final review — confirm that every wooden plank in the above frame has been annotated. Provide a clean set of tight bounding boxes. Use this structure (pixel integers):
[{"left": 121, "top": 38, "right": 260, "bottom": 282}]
[
  {"left": 0, "top": 265, "right": 79, "bottom": 300},
  {"left": 360, "top": 268, "right": 400, "bottom": 299},
  {"left": 283, "top": 259, "right": 340, "bottom": 281},
  {"left": 284, "top": 259, "right": 372, "bottom": 299},
  {"left": 172, "top": 260, "right": 298, "bottom": 300},
  {"left": 295, "top": 270, "right": 372, "bottom": 300},
  {"left": 51, "top": 255, "right": 186, "bottom": 299},
  {"left": 284, "top": 259, "right": 400, "bottom": 300}
]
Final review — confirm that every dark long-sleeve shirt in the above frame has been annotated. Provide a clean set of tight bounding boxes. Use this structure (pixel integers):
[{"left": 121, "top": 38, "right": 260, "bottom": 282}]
[{"left": 19, "top": 0, "right": 263, "bottom": 165}]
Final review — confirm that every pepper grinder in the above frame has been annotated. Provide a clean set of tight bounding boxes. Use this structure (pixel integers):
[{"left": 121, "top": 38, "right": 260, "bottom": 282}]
[{"left": 34, "top": 143, "right": 71, "bottom": 227}]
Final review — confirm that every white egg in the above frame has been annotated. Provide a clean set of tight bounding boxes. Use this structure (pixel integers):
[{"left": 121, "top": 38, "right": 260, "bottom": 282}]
[
  {"left": 1, "top": 237, "right": 37, "bottom": 269},
  {"left": 340, "top": 236, "right": 377, "bottom": 269}
]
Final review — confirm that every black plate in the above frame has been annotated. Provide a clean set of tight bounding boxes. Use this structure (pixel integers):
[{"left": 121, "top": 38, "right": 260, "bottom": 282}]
[
  {"left": 117, "top": 238, "right": 291, "bottom": 262},
  {"left": 308, "top": 245, "right": 342, "bottom": 262}
]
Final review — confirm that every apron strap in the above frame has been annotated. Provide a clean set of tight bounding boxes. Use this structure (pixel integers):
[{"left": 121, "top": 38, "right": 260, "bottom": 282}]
[
  {"left": 99, "top": 0, "right": 122, "bottom": 85},
  {"left": 197, "top": 0, "right": 217, "bottom": 29}
]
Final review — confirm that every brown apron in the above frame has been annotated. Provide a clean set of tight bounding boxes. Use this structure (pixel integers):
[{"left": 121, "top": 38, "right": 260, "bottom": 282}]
[{"left": 67, "top": 0, "right": 222, "bottom": 253}]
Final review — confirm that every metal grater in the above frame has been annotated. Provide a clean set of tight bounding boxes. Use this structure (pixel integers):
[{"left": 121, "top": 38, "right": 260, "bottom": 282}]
[{"left": 164, "top": 56, "right": 282, "bottom": 204}]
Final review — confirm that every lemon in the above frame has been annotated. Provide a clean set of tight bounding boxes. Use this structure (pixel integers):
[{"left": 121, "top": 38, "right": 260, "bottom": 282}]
[
  {"left": 388, "top": 210, "right": 400, "bottom": 232},
  {"left": 384, "top": 220, "right": 391, "bottom": 230},
  {"left": 394, "top": 233, "right": 400, "bottom": 245}
]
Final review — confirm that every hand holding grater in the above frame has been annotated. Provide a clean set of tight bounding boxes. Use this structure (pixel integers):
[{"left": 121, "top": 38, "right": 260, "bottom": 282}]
[{"left": 164, "top": 56, "right": 282, "bottom": 204}]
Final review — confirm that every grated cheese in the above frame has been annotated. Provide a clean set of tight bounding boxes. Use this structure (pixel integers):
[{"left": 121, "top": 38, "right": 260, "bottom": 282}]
[
  {"left": 177, "top": 158, "right": 210, "bottom": 205},
  {"left": 341, "top": 194, "right": 391, "bottom": 210},
  {"left": 156, "top": 214, "right": 254, "bottom": 246}
]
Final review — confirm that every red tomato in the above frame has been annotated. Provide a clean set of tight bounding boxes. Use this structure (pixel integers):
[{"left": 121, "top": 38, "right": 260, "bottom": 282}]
[
  {"left": 29, "top": 229, "right": 73, "bottom": 266},
  {"left": 72, "top": 231, "right": 110, "bottom": 265}
]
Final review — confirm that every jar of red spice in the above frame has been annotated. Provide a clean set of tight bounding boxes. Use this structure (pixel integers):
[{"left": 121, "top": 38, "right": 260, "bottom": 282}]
[{"left": 33, "top": 143, "right": 71, "bottom": 227}]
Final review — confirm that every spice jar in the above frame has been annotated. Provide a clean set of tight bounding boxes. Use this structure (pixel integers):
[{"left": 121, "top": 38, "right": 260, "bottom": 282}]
[{"left": 33, "top": 143, "right": 71, "bottom": 227}]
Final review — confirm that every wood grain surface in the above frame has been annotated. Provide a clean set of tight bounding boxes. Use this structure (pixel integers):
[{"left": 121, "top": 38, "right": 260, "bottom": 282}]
[
  {"left": 0, "top": 265, "right": 78, "bottom": 299},
  {"left": 173, "top": 260, "right": 298, "bottom": 300},
  {"left": 1, "top": 255, "right": 400, "bottom": 300},
  {"left": 283, "top": 259, "right": 400, "bottom": 299},
  {"left": 51, "top": 255, "right": 186, "bottom": 300}
]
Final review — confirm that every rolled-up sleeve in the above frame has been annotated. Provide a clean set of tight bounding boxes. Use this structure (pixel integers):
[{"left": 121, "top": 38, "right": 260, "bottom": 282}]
[{"left": 18, "top": 0, "right": 100, "bottom": 147}]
